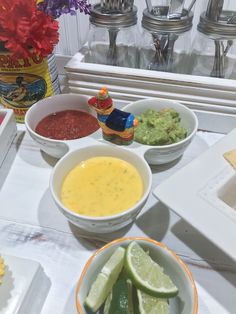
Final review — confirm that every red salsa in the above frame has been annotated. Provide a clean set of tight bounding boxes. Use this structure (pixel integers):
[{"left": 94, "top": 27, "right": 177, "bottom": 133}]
[{"left": 35, "top": 110, "right": 100, "bottom": 140}]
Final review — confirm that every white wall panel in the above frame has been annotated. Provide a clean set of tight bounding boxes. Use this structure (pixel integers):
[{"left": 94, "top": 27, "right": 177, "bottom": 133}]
[{"left": 55, "top": 8, "right": 90, "bottom": 55}]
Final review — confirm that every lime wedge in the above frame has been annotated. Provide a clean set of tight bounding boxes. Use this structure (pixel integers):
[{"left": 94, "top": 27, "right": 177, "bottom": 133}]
[
  {"left": 107, "top": 278, "right": 129, "bottom": 313},
  {"left": 127, "top": 279, "right": 134, "bottom": 314},
  {"left": 137, "top": 290, "right": 169, "bottom": 314},
  {"left": 103, "top": 278, "right": 134, "bottom": 314},
  {"left": 125, "top": 241, "right": 178, "bottom": 298},
  {"left": 104, "top": 292, "right": 112, "bottom": 314},
  {"left": 85, "top": 246, "right": 125, "bottom": 312}
]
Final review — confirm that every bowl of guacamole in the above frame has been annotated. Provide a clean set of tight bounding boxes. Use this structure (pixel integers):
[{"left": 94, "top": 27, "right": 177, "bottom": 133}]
[{"left": 122, "top": 98, "right": 198, "bottom": 165}]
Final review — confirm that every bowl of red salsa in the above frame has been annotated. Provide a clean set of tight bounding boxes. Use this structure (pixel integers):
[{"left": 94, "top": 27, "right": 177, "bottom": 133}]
[{"left": 25, "top": 94, "right": 101, "bottom": 158}]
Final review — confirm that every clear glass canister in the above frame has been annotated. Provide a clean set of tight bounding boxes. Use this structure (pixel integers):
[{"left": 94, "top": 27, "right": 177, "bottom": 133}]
[
  {"left": 190, "top": 0, "right": 236, "bottom": 79},
  {"left": 139, "top": 7, "right": 193, "bottom": 73},
  {"left": 87, "top": 4, "right": 139, "bottom": 68},
  {"left": 190, "top": 32, "right": 236, "bottom": 79}
]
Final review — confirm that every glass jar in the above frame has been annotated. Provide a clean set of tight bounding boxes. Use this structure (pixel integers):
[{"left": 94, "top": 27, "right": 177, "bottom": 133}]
[
  {"left": 87, "top": 4, "right": 139, "bottom": 68},
  {"left": 139, "top": 6, "right": 193, "bottom": 73},
  {"left": 190, "top": 0, "right": 236, "bottom": 78},
  {"left": 190, "top": 32, "right": 236, "bottom": 79}
]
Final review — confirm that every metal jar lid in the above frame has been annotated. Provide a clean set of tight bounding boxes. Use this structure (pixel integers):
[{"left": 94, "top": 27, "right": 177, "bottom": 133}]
[
  {"left": 198, "top": 10, "right": 236, "bottom": 39},
  {"left": 142, "top": 6, "right": 193, "bottom": 34},
  {"left": 89, "top": 4, "right": 137, "bottom": 28}
]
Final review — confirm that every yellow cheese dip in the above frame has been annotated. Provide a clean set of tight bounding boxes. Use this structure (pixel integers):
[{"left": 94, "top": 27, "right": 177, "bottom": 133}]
[{"left": 60, "top": 156, "right": 143, "bottom": 217}]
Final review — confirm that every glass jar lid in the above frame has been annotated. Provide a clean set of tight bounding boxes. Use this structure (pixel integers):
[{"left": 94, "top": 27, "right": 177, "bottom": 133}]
[
  {"left": 142, "top": 6, "right": 193, "bottom": 34},
  {"left": 198, "top": 10, "right": 236, "bottom": 39},
  {"left": 89, "top": 4, "right": 137, "bottom": 28}
]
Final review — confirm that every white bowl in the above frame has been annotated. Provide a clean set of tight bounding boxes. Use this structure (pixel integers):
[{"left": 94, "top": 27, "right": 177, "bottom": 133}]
[
  {"left": 50, "top": 144, "right": 152, "bottom": 233},
  {"left": 25, "top": 94, "right": 101, "bottom": 158},
  {"left": 123, "top": 98, "right": 198, "bottom": 165},
  {"left": 76, "top": 237, "right": 198, "bottom": 314}
]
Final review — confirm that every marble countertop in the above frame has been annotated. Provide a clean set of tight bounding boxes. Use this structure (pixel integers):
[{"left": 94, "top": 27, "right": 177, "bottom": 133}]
[{"left": 0, "top": 124, "right": 235, "bottom": 314}]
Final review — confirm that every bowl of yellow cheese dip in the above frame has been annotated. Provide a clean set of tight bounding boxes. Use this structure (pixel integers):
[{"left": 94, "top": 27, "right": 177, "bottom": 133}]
[{"left": 50, "top": 144, "right": 152, "bottom": 233}]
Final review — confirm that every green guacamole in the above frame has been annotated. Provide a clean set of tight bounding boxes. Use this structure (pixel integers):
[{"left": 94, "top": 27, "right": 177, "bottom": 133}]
[{"left": 134, "top": 108, "right": 187, "bottom": 146}]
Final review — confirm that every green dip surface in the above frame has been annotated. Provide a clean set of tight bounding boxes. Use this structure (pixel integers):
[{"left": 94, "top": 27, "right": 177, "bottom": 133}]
[{"left": 134, "top": 108, "right": 187, "bottom": 146}]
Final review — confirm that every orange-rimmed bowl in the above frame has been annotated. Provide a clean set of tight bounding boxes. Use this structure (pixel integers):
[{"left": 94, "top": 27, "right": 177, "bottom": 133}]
[{"left": 76, "top": 237, "right": 198, "bottom": 314}]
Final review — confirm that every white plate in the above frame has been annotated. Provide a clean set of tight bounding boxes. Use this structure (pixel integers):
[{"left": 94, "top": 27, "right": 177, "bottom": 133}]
[
  {"left": 0, "top": 254, "right": 50, "bottom": 314},
  {"left": 153, "top": 128, "right": 236, "bottom": 261}
]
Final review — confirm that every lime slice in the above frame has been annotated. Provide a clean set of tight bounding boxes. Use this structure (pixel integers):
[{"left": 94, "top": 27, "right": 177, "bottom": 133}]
[
  {"left": 125, "top": 241, "right": 178, "bottom": 298},
  {"left": 103, "top": 278, "right": 134, "bottom": 314},
  {"left": 107, "top": 278, "right": 129, "bottom": 313},
  {"left": 133, "top": 285, "right": 141, "bottom": 314},
  {"left": 85, "top": 246, "right": 125, "bottom": 312},
  {"left": 104, "top": 292, "right": 112, "bottom": 314},
  {"left": 127, "top": 279, "right": 134, "bottom": 314},
  {"left": 137, "top": 290, "right": 169, "bottom": 314}
]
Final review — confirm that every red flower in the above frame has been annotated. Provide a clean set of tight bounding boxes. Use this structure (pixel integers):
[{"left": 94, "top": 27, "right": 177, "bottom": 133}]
[{"left": 0, "top": 0, "right": 59, "bottom": 58}]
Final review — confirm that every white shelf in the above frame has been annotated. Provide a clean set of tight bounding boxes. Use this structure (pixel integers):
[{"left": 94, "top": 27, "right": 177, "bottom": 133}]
[{"left": 63, "top": 52, "right": 236, "bottom": 134}]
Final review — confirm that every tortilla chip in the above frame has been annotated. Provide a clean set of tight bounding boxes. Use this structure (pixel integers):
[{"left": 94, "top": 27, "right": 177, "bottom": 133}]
[{"left": 223, "top": 149, "right": 236, "bottom": 170}]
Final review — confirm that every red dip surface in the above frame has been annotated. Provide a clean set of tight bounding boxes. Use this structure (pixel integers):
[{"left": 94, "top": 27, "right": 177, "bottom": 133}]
[{"left": 35, "top": 110, "right": 100, "bottom": 140}]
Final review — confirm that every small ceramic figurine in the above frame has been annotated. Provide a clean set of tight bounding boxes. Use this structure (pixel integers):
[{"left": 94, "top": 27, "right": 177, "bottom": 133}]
[{"left": 88, "top": 87, "right": 138, "bottom": 145}]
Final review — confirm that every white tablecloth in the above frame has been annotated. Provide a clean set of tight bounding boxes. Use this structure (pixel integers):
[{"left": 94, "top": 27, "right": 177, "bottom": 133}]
[{"left": 0, "top": 125, "right": 235, "bottom": 314}]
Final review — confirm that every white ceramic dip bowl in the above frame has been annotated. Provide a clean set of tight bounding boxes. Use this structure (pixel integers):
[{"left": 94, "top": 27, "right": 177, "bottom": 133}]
[
  {"left": 50, "top": 144, "right": 152, "bottom": 233},
  {"left": 122, "top": 98, "right": 198, "bottom": 165},
  {"left": 76, "top": 237, "right": 198, "bottom": 314},
  {"left": 25, "top": 94, "right": 101, "bottom": 159}
]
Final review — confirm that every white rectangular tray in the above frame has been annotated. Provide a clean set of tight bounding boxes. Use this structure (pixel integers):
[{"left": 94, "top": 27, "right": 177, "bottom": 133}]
[
  {"left": 153, "top": 128, "right": 236, "bottom": 261},
  {"left": 65, "top": 52, "right": 236, "bottom": 112},
  {"left": 0, "top": 254, "right": 50, "bottom": 314},
  {"left": 64, "top": 51, "right": 236, "bottom": 134},
  {"left": 0, "top": 109, "right": 17, "bottom": 167}
]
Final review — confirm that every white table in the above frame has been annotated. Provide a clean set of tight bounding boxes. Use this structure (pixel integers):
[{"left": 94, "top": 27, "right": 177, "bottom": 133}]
[{"left": 0, "top": 124, "right": 235, "bottom": 314}]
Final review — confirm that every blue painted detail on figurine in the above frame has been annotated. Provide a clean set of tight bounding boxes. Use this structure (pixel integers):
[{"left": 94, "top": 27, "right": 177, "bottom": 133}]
[
  {"left": 105, "top": 109, "right": 134, "bottom": 132},
  {"left": 97, "top": 114, "right": 109, "bottom": 124}
]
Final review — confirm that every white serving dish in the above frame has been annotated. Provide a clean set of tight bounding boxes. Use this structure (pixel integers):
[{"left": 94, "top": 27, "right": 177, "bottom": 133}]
[
  {"left": 76, "top": 237, "right": 198, "bottom": 314},
  {"left": 153, "top": 127, "right": 236, "bottom": 261},
  {"left": 0, "top": 254, "right": 50, "bottom": 314},
  {"left": 0, "top": 109, "right": 17, "bottom": 167},
  {"left": 25, "top": 93, "right": 198, "bottom": 165},
  {"left": 123, "top": 98, "right": 198, "bottom": 165},
  {"left": 50, "top": 144, "right": 152, "bottom": 233}
]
